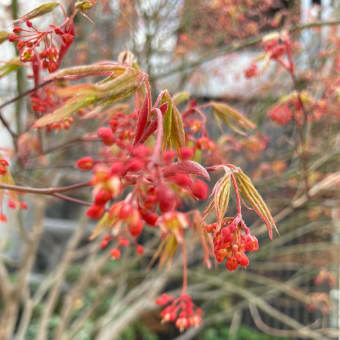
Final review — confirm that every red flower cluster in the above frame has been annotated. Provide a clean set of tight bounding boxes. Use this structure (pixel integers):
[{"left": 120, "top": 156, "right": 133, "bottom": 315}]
[
  {"left": 207, "top": 217, "right": 259, "bottom": 271},
  {"left": 156, "top": 294, "right": 202, "bottom": 332},
  {"left": 267, "top": 104, "right": 293, "bottom": 126},
  {"left": 10, "top": 19, "right": 74, "bottom": 73}
]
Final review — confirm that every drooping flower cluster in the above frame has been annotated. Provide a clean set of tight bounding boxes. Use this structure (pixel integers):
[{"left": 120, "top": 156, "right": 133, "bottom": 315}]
[
  {"left": 156, "top": 294, "right": 202, "bottom": 332},
  {"left": 206, "top": 217, "right": 259, "bottom": 271}
]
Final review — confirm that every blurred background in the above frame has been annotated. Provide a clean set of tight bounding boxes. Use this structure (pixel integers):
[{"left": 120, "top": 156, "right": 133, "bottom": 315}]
[{"left": 0, "top": 0, "right": 339, "bottom": 339}]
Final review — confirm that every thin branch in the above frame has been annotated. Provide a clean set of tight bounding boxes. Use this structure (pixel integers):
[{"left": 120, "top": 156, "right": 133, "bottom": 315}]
[
  {"left": 153, "top": 20, "right": 340, "bottom": 80},
  {"left": 0, "top": 110, "right": 17, "bottom": 138},
  {"left": 0, "top": 79, "right": 53, "bottom": 111},
  {"left": 0, "top": 181, "right": 90, "bottom": 195}
]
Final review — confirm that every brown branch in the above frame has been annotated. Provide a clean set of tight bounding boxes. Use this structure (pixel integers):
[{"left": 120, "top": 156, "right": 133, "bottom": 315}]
[
  {"left": 0, "top": 110, "right": 17, "bottom": 138},
  {"left": 0, "top": 79, "right": 53, "bottom": 111},
  {"left": 0, "top": 181, "right": 90, "bottom": 195}
]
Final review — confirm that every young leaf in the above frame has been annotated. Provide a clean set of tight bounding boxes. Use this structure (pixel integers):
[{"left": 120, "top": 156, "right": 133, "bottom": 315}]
[
  {"left": 33, "top": 95, "right": 98, "bottom": 128},
  {"left": 162, "top": 160, "right": 210, "bottom": 180},
  {"left": 133, "top": 96, "right": 150, "bottom": 145},
  {"left": 0, "top": 31, "right": 9, "bottom": 44},
  {"left": 159, "top": 91, "right": 185, "bottom": 152},
  {"left": 89, "top": 212, "right": 111, "bottom": 240},
  {"left": 211, "top": 102, "right": 255, "bottom": 135},
  {"left": 173, "top": 91, "right": 190, "bottom": 106},
  {"left": 160, "top": 90, "right": 173, "bottom": 149},
  {"left": 213, "top": 174, "right": 231, "bottom": 227},
  {"left": 202, "top": 174, "right": 231, "bottom": 227},
  {"left": 14, "top": 2, "right": 59, "bottom": 24},
  {"left": 235, "top": 169, "right": 278, "bottom": 239},
  {"left": 0, "top": 58, "right": 22, "bottom": 79},
  {"left": 171, "top": 104, "right": 186, "bottom": 152}
]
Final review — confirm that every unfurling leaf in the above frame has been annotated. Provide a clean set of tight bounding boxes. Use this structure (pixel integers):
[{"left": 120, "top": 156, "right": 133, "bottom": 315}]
[
  {"left": 213, "top": 174, "right": 231, "bottom": 227},
  {"left": 211, "top": 102, "right": 255, "bottom": 135},
  {"left": 134, "top": 96, "right": 150, "bottom": 145},
  {"left": 202, "top": 174, "right": 231, "bottom": 227},
  {"left": 0, "top": 58, "right": 22, "bottom": 79},
  {"left": 34, "top": 65, "right": 145, "bottom": 128},
  {"left": 75, "top": 0, "right": 97, "bottom": 11},
  {"left": 14, "top": 2, "right": 59, "bottom": 24},
  {"left": 0, "top": 31, "right": 9, "bottom": 44},
  {"left": 160, "top": 91, "right": 185, "bottom": 152},
  {"left": 235, "top": 169, "right": 278, "bottom": 239},
  {"left": 162, "top": 160, "right": 210, "bottom": 180},
  {"left": 150, "top": 234, "right": 178, "bottom": 269},
  {"left": 33, "top": 95, "right": 97, "bottom": 128}
]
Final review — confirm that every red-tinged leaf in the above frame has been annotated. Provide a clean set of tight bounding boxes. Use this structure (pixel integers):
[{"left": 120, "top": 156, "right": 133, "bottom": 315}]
[
  {"left": 33, "top": 95, "right": 98, "bottom": 128},
  {"left": 134, "top": 96, "right": 150, "bottom": 145},
  {"left": 139, "top": 103, "right": 168, "bottom": 143},
  {"left": 162, "top": 160, "right": 210, "bottom": 181},
  {"left": 159, "top": 102, "right": 168, "bottom": 115},
  {"left": 235, "top": 169, "right": 278, "bottom": 239}
]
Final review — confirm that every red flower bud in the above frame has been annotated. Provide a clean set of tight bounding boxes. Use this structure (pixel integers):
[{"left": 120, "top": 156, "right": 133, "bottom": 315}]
[
  {"left": 110, "top": 162, "right": 124, "bottom": 176},
  {"left": 157, "top": 185, "right": 176, "bottom": 213},
  {"left": 136, "top": 245, "right": 144, "bottom": 255},
  {"left": 192, "top": 179, "right": 209, "bottom": 200},
  {"left": 173, "top": 173, "right": 192, "bottom": 187},
  {"left": 94, "top": 188, "right": 112, "bottom": 205},
  {"left": 226, "top": 256, "right": 238, "bottom": 271},
  {"left": 129, "top": 218, "right": 144, "bottom": 237},
  {"left": 111, "top": 248, "right": 121, "bottom": 259},
  {"left": 163, "top": 150, "right": 175, "bottom": 163},
  {"left": 86, "top": 205, "right": 105, "bottom": 219},
  {"left": 97, "top": 127, "right": 115, "bottom": 146},
  {"left": 126, "top": 159, "right": 144, "bottom": 172},
  {"left": 76, "top": 156, "right": 94, "bottom": 171},
  {"left": 179, "top": 146, "right": 194, "bottom": 160}
]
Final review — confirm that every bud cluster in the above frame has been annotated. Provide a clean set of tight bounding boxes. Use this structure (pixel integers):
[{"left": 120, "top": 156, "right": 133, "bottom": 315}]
[
  {"left": 0, "top": 159, "right": 9, "bottom": 175},
  {"left": 156, "top": 294, "right": 202, "bottom": 332}
]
